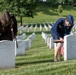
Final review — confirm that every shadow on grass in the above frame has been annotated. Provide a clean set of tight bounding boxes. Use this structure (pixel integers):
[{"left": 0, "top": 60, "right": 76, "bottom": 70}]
[
  {"left": 16, "top": 59, "right": 54, "bottom": 67},
  {"left": 31, "top": 44, "right": 46, "bottom": 49}
]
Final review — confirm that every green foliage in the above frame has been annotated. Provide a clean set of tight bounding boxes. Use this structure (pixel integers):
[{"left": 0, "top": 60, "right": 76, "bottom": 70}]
[
  {"left": 68, "top": 0, "right": 74, "bottom": 2},
  {"left": 0, "top": 0, "right": 38, "bottom": 25},
  {"left": 0, "top": 0, "right": 37, "bottom": 17},
  {"left": 57, "top": 5, "right": 63, "bottom": 15}
]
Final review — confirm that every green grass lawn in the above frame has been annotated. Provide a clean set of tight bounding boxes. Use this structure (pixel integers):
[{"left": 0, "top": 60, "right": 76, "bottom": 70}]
[{"left": 0, "top": 30, "right": 76, "bottom": 75}]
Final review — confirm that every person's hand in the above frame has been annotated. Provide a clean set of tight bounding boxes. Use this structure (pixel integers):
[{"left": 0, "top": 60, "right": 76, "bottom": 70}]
[{"left": 59, "top": 37, "right": 64, "bottom": 43}]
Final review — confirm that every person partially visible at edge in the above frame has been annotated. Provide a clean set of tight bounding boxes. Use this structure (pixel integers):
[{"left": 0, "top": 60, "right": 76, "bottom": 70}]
[
  {"left": 50, "top": 15, "right": 74, "bottom": 62},
  {"left": 0, "top": 10, "right": 12, "bottom": 40},
  {"left": 0, "top": 10, "right": 17, "bottom": 41}
]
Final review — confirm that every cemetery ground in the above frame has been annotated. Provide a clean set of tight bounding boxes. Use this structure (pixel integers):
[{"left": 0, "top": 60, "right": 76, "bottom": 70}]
[
  {"left": 1, "top": 4, "right": 76, "bottom": 75},
  {"left": 0, "top": 27, "right": 76, "bottom": 75}
]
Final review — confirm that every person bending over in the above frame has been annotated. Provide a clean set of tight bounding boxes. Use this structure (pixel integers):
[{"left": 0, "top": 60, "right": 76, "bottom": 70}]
[{"left": 50, "top": 15, "right": 74, "bottom": 61}]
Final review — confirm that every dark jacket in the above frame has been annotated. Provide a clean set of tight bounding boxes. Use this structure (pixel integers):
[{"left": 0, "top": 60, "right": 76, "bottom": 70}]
[
  {"left": 0, "top": 21, "right": 12, "bottom": 40},
  {"left": 50, "top": 18, "right": 73, "bottom": 40}
]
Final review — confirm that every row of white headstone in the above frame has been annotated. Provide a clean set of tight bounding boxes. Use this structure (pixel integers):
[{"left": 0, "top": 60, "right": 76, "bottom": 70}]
[
  {"left": 18, "top": 21, "right": 76, "bottom": 33},
  {"left": 41, "top": 32, "right": 54, "bottom": 49},
  {"left": 16, "top": 33, "right": 35, "bottom": 56},
  {"left": 18, "top": 24, "right": 52, "bottom": 34},
  {"left": 41, "top": 32, "right": 76, "bottom": 61},
  {"left": 0, "top": 33, "right": 35, "bottom": 69}
]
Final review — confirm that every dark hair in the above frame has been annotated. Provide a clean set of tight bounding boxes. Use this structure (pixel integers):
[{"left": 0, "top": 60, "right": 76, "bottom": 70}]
[
  {"left": 0, "top": 10, "right": 12, "bottom": 27},
  {"left": 1, "top": 10, "right": 11, "bottom": 23}
]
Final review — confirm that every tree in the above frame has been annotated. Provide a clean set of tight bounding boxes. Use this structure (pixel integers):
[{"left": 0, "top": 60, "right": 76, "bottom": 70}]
[
  {"left": 0, "top": 0, "right": 37, "bottom": 25},
  {"left": 47, "top": 0, "right": 57, "bottom": 7},
  {"left": 68, "top": 0, "right": 74, "bottom": 6},
  {"left": 57, "top": 5, "right": 63, "bottom": 15}
]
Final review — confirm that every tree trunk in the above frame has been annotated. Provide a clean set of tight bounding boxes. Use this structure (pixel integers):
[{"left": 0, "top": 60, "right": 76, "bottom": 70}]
[
  {"left": 20, "top": 16, "right": 22, "bottom": 26},
  {"left": 71, "top": 2, "right": 74, "bottom": 6}
]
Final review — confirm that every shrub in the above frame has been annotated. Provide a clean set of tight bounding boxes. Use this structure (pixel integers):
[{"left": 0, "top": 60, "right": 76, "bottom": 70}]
[{"left": 57, "top": 5, "right": 63, "bottom": 15}]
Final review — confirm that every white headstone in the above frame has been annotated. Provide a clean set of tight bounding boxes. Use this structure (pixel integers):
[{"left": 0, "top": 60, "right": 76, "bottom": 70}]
[
  {"left": 44, "top": 24, "right": 48, "bottom": 31},
  {"left": 48, "top": 24, "right": 52, "bottom": 29},
  {"left": 20, "top": 30, "right": 23, "bottom": 34},
  {"left": 47, "top": 36, "right": 50, "bottom": 47},
  {"left": 40, "top": 24, "right": 42, "bottom": 31},
  {"left": 28, "top": 25, "right": 33, "bottom": 32},
  {"left": 18, "top": 26, "right": 24, "bottom": 31},
  {"left": 54, "top": 43, "right": 57, "bottom": 50},
  {"left": 41, "top": 32, "right": 48, "bottom": 43},
  {"left": 34, "top": 25, "right": 37, "bottom": 32},
  {"left": 64, "top": 34, "right": 76, "bottom": 60},
  {"left": 49, "top": 37, "right": 54, "bottom": 49},
  {"left": 27, "top": 33, "right": 35, "bottom": 42},
  {"left": 0, "top": 40, "right": 16, "bottom": 69},
  {"left": 25, "top": 39, "right": 31, "bottom": 50},
  {"left": 17, "top": 33, "right": 26, "bottom": 40},
  {"left": 16, "top": 40, "right": 25, "bottom": 56}
]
